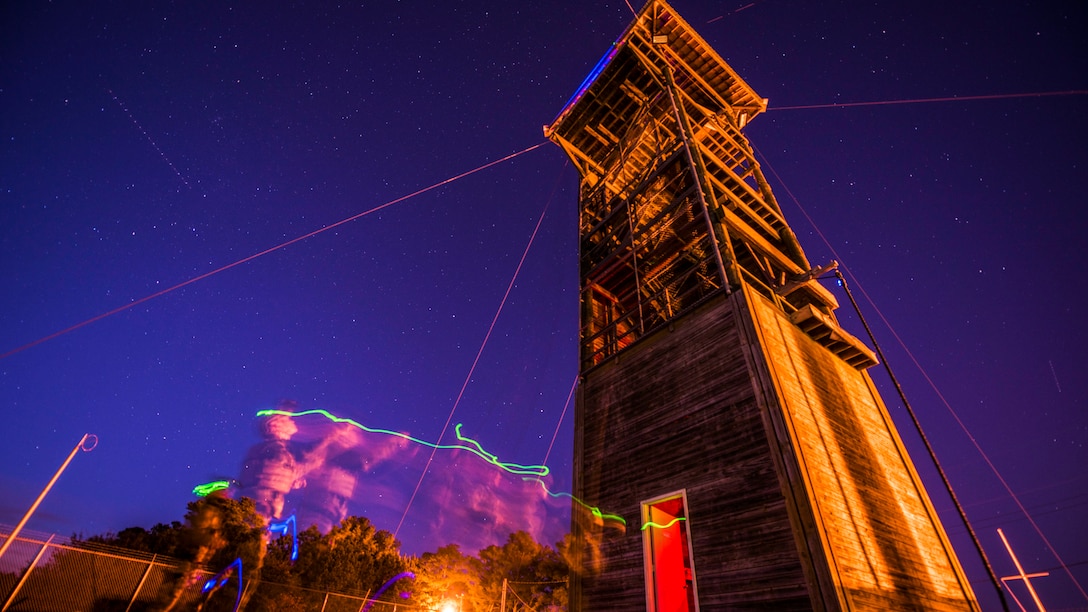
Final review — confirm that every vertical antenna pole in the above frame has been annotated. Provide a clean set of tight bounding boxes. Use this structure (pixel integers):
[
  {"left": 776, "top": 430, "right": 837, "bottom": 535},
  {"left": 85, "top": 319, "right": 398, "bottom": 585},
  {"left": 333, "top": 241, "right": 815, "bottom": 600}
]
[{"left": 0, "top": 433, "right": 97, "bottom": 561}]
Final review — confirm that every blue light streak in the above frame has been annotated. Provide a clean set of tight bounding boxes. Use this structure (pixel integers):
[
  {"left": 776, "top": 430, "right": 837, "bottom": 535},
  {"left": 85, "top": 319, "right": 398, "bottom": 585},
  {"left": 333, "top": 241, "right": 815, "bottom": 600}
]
[
  {"left": 362, "top": 571, "right": 416, "bottom": 612},
  {"left": 551, "top": 41, "right": 624, "bottom": 126},
  {"left": 202, "top": 557, "right": 243, "bottom": 612},
  {"left": 268, "top": 514, "right": 299, "bottom": 561}
]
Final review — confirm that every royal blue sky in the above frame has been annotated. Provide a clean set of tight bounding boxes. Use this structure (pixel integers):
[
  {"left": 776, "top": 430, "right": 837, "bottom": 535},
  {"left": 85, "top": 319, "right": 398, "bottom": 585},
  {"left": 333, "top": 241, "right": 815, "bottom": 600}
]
[{"left": 1, "top": 1, "right": 1085, "bottom": 608}]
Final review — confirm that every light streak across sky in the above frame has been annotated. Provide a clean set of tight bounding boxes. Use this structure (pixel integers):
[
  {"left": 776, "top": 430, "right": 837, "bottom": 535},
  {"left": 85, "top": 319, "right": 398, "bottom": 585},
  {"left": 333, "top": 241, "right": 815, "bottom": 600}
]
[
  {"left": 523, "top": 477, "right": 626, "bottom": 526},
  {"left": 255, "top": 408, "right": 550, "bottom": 477}
]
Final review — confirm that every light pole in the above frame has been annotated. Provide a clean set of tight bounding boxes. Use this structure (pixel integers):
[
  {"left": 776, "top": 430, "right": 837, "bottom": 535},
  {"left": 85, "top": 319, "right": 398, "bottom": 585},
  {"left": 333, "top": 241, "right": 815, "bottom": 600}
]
[{"left": 0, "top": 433, "right": 97, "bottom": 560}]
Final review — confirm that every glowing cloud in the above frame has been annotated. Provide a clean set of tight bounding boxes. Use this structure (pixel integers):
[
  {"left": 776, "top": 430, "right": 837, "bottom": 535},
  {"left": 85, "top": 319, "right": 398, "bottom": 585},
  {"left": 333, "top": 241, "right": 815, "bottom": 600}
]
[{"left": 220, "top": 405, "right": 570, "bottom": 553}]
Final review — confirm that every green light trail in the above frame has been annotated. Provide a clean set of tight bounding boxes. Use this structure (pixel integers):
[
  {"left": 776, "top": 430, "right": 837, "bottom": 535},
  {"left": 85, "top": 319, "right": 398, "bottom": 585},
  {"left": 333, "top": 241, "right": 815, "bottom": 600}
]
[
  {"left": 523, "top": 478, "right": 627, "bottom": 526},
  {"left": 193, "top": 480, "right": 230, "bottom": 497},
  {"left": 641, "top": 517, "right": 686, "bottom": 531},
  {"left": 256, "top": 408, "right": 549, "bottom": 477}
]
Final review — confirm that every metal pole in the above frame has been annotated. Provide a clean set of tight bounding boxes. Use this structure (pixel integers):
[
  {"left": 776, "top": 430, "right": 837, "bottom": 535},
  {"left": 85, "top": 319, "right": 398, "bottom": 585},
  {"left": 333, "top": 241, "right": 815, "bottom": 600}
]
[
  {"left": 834, "top": 270, "right": 1009, "bottom": 612},
  {"left": 2, "top": 534, "right": 54, "bottom": 611},
  {"left": 0, "top": 433, "right": 97, "bottom": 562},
  {"left": 126, "top": 554, "right": 157, "bottom": 612}
]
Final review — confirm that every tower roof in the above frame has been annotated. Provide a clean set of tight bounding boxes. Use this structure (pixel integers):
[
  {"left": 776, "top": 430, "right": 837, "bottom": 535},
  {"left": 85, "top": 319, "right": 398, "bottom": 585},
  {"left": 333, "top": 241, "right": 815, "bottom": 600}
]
[{"left": 545, "top": 0, "right": 767, "bottom": 158}]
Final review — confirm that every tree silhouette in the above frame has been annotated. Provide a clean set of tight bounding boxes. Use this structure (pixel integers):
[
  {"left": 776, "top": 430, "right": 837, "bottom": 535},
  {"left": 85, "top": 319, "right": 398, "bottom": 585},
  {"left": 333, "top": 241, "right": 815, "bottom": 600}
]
[
  {"left": 291, "top": 516, "right": 409, "bottom": 597},
  {"left": 479, "top": 531, "right": 568, "bottom": 611},
  {"left": 53, "top": 505, "right": 570, "bottom": 611}
]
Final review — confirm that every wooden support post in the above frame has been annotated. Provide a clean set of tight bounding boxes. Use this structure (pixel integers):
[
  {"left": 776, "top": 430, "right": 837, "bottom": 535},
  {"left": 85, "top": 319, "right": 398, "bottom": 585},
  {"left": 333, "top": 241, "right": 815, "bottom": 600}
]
[
  {"left": 998, "top": 528, "right": 1047, "bottom": 612},
  {"left": 662, "top": 66, "right": 738, "bottom": 292},
  {"left": 125, "top": 554, "right": 158, "bottom": 612}
]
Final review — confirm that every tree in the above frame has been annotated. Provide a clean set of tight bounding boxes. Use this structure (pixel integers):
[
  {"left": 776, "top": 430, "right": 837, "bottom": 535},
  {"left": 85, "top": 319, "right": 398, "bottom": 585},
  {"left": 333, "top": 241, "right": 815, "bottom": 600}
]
[
  {"left": 478, "top": 531, "right": 569, "bottom": 611},
  {"left": 291, "top": 516, "right": 409, "bottom": 597},
  {"left": 86, "top": 521, "right": 184, "bottom": 557},
  {"left": 161, "top": 494, "right": 267, "bottom": 612},
  {"left": 170, "top": 494, "right": 267, "bottom": 569},
  {"left": 242, "top": 525, "right": 318, "bottom": 611}
]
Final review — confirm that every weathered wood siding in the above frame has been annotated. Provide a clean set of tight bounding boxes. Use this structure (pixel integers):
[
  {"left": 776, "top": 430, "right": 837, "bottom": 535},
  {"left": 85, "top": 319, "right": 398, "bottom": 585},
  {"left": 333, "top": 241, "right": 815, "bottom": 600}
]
[
  {"left": 574, "top": 294, "right": 812, "bottom": 610},
  {"left": 741, "top": 284, "right": 978, "bottom": 611},
  {"left": 571, "top": 286, "right": 978, "bottom": 611}
]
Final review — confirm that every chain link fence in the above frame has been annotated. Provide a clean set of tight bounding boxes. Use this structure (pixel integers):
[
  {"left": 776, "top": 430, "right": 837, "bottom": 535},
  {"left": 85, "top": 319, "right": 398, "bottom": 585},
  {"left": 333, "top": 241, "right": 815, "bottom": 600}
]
[{"left": 0, "top": 527, "right": 410, "bottom": 611}]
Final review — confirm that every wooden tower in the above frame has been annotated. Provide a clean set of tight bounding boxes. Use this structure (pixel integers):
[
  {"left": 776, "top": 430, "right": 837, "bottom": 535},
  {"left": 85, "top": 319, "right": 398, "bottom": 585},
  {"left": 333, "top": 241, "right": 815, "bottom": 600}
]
[{"left": 544, "top": 1, "right": 979, "bottom": 610}]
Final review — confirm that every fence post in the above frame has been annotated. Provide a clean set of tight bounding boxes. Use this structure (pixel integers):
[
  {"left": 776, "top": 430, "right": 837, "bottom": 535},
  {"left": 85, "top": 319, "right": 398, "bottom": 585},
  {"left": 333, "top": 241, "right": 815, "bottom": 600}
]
[
  {"left": 356, "top": 588, "right": 372, "bottom": 612},
  {"left": 125, "top": 553, "right": 157, "bottom": 612},
  {"left": 2, "top": 534, "right": 55, "bottom": 612}
]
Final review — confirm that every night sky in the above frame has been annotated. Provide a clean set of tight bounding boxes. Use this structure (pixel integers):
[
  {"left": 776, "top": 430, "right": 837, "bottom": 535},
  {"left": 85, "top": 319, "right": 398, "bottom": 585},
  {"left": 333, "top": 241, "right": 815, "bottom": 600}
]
[{"left": 2, "top": 1, "right": 1085, "bottom": 609}]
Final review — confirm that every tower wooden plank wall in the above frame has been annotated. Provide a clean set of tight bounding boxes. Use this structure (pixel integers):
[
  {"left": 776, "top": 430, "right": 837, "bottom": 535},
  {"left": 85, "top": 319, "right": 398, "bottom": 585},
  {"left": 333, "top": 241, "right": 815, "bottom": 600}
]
[{"left": 544, "top": 1, "right": 979, "bottom": 610}]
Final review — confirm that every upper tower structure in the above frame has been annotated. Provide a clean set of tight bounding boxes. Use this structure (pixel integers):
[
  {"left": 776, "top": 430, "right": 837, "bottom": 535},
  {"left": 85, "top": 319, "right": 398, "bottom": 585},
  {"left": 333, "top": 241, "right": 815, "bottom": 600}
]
[
  {"left": 545, "top": 0, "right": 867, "bottom": 372},
  {"left": 545, "top": 1, "right": 979, "bottom": 610}
]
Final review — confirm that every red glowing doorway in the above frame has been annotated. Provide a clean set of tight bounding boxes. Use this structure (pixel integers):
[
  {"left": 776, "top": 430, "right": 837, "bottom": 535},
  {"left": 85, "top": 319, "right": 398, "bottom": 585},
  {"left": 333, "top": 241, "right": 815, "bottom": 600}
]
[{"left": 642, "top": 491, "right": 699, "bottom": 612}]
